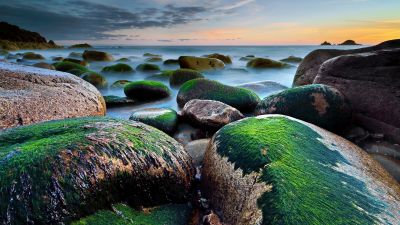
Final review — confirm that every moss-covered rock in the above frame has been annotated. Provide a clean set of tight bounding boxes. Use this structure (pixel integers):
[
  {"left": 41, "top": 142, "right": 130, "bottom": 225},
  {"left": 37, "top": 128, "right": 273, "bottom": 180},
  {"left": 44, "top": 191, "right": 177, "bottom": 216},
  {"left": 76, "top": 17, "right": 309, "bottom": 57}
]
[
  {"left": 239, "top": 56, "right": 255, "bottom": 61},
  {"left": 146, "top": 57, "right": 163, "bottom": 62},
  {"left": 116, "top": 57, "right": 130, "bottom": 62},
  {"left": 204, "top": 53, "right": 232, "bottom": 64},
  {"left": 82, "top": 50, "right": 113, "bottom": 61},
  {"left": 130, "top": 108, "right": 178, "bottom": 134},
  {"left": 110, "top": 80, "right": 131, "bottom": 89},
  {"left": 143, "top": 53, "right": 161, "bottom": 57},
  {"left": 33, "top": 62, "right": 55, "bottom": 70},
  {"left": 0, "top": 117, "right": 194, "bottom": 224},
  {"left": 146, "top": 70, "right": 174, "bottom": 81},
  {"left": 169, "top": 69, "right": 204, "bottom": 87},
  {"left": 53, "top": 61, "right": 89, "bottom": 72},
  {"left": 177, "top": 79, "right": 260, "bottom": 112},
  {"left": 22, "top": 52, "right": 45, "bottom": 60},
  {"left": 280, "top": 56, "right": 303, "bottom": 63},
  {"left": 103, "top": 95, "right": 135, "bottom": 107},
  {"left": 179, "top": 56, "right": 225, "bottom": 71},
  {"left": 69, "top": 43, "right": 92, "bottom": 48},
  {"left": 124, "top": 80, "right": 171, "bottom": 100},
  {"left": 102, "top": 63, "right": 134, "bottom": 73},
  {"left": 202, "top": 115, "right": 400, "bottom": 225},
  {"left": 247, "top": 58, "right": 289, "bottom": 69},
  {"left": 63, "top": 58, "right": 89, "bottom": 66},
  {"left": 163, "top": 59, "right": 179, "bottom": 65},
  {"left": 68, "top": 52, "right": 83, "bottom": 58},
  {"left": 136, "top": 63, "right": 161, "bottom": 72},
  {"left": 255, "top": 84, "right": 351, "bottom": 131},
  {"left": 52, "top": 56, "right": 64, "bottom": 61},
  {"left": 67, "top": 69, "right": 86, "bottom": 76},
  {"left": 82, "top": 71, "right": 108, "bottom": 88},
  {"left": 73, "top": 203, "right": 192, "bottom": 225}
]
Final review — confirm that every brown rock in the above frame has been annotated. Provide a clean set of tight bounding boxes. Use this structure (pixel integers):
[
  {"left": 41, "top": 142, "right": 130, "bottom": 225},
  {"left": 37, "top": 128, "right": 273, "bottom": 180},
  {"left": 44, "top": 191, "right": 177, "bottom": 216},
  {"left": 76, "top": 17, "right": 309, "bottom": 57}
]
[
  {"left": 314, "top": 49, "right": 400, "bottom": 142},
  {"left": 0, "top": 62, "right": 106, "bottom": 129},
  {"left": 33, "top": 62, "right": 55, "bottom": 70},
  {"left": 179, "top": 56, "right": 225, "bottom": 71},
  {"left": 183, "top": 99, "right": 244, "bottom": 129}
]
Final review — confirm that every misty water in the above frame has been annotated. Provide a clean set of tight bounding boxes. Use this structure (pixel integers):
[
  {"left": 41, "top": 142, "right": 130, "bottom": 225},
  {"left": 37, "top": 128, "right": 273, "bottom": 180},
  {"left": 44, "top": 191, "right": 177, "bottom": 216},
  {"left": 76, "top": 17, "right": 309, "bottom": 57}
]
[{"left": 5, "top": 45, "right": 362, "bottom": 118}]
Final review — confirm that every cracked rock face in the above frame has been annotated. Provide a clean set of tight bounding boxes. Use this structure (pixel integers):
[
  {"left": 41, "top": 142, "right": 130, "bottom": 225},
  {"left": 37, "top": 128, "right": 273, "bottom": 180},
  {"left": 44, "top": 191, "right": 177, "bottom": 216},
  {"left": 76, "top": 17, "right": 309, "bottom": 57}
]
[
  {"left": 0, "top": 117, "right": 194, "bottom": 224},
  {"left": 0, "top": 62, "right": 106, "bottom": 129},
  {"left": 314, "top": 49, "right": 400, "bottom": 143},
  {"left": 202, "top": 115, "right": 400, "bottom": 225}
]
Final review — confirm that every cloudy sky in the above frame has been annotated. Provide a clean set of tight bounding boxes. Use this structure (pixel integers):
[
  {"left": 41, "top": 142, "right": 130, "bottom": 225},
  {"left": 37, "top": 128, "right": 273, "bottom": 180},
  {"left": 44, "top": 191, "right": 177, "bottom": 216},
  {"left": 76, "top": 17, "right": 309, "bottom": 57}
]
[{"left": 1, "top": 0, "right": 399, "bottom": 45}]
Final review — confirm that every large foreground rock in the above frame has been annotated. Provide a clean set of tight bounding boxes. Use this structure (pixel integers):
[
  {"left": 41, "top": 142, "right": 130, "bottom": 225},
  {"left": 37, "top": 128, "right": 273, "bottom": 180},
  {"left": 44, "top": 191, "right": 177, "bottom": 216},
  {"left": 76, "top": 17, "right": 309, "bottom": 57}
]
[
  {"left": 293, "top": 39, "right": 400, "bottom": 86},
  {"left": 0, "top": 117, "right": 194, "bottom": 224},
  {"left": 0, "top": 62, "right": 105, "bottom": 129},
  {"left": 203, "top": 115, "right": 400, "bottom": 225},
  {"left": 314, "top": 49, "right": 400, "bottom": 142}
]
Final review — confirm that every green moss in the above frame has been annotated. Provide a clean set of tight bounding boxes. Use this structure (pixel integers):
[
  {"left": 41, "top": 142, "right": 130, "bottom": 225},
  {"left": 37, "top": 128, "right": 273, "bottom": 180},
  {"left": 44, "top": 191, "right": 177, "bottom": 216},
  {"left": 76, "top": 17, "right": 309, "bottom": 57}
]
[
  {"left": 129, "top": 108, "right": 178, "bottom": 134},
  {"left": 177, "top": 78, "right": 260, "bottom": 112},
  {"left": 214, "top": 116, "right": 385, "bottom": 224},
  {"left": 136, "top": 63, "right": 161, "bottom": 72},
  {"left": 82, "top": 71, "right": 108, "bottom": 88},
  {"left": 54, "top": 61, "right": 89, "bottom": 72},
  {"left": 63, "top": 58, "right": 89, "bottom": 66},
  {"left": 169, "top": 69, "right": 204, "bottom": 87},
  {"left": 102, "top": 63, "right": 134, "bottom": 73},
  {"left": 72, "top": 203, "right": 191, "bottom": 225},
  {"left": 116, "top": 58, "right": 130, "bottom": 62},
  {"left": 124, "top": 81, "right": 171, "bottom": 100},
  {"left": 163, "top": 59, "right": 179, "bottom": 65},
  {"left": 68, "top": 69, "right": 86, "bottom": 76},
  {"left": 247, "top": 58, "right": 289, "bottom": 69}
]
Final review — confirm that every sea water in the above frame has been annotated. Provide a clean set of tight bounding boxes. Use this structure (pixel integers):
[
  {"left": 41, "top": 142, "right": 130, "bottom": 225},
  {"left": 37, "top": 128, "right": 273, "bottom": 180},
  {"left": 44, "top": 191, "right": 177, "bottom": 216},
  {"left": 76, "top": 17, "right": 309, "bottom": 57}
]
[{"left": 5, "top": 45, "right": 363, "bottom": 118}]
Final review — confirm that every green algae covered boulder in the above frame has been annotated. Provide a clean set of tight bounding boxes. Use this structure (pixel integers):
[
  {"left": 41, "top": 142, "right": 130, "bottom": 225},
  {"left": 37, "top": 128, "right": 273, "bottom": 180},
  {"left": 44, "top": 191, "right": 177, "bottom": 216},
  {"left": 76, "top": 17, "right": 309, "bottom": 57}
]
[
  {"left": 0, "top": 117, "right": 194, "bottom": 224},
  {"left": 280, "top": 55, "right": 303, "bottom": 63},
  {"left": 73, "top": 203, "right": 192, "bottom": 225},
  {"left": 129, "top": 108, "right": 178, "bottom": 134},
  {"left": 202, "top": 115, "right": 400, "bottom": 225},
  {"left": 136, "top": 63, "right": 161, "bottom": 72},
  {"left": 204, "top": 53, "right": 232, "bottom": 64},
  {"left": 146, "top": 57, "right": 163, "bottom": 62},
  {"left": 146, "top": 70, "right": 174, "bottom": 81},
  {"left": 82, "top": 71, "right": 107, "bottom": 88},
  {"left": 163, "top": 59, "right": 179, "bottom": 65},
  {"left": 22, "top": 52, "right": 45, "bottom": 60},
  {"left": 247, "top": 57, "right": 289, "bottom": 69},
  {"left": 102, "top": 63, "right": 134, "bottom": 73},
  {"left": 255, "top": 84, "right": 351, "bottom": 131},
  {"left": 68, "top": 68, "right": 86, "bottom": 76},
  {"left": 177, "top": 79, "right": 260, "bottom": 112},
  {"left": 103, "top": 95, "right": 135, "bottom": 107},
  {"left": 124, "top": 80, "right": 171, "bottom": 100},
  {"left": 169, "top": 69, "right": 204, "bottom": 87},
  {"left": 82, "top": 50, "right": 113, "bottom": 61},
  {"left": 116, "top": 57, "right": 130, "bottom": 62},
  {"left": 110, "top": 80, "right": 131, "bottom": 89},
  {"left": 54, "top": 61, "right": 89, "bottom": 73},
  {"left": 179, "top": 56, "right": 225, "bottom": 71},
  {"left": 63, "top": 58, "right": 89, "bottom": 66}
]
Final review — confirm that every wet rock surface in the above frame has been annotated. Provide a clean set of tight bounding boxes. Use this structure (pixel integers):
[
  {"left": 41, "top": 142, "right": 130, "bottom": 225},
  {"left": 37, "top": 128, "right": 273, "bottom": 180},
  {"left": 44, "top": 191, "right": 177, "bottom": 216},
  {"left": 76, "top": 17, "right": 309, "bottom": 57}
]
[
  {"left": 179, "top": 56, "right": 225, "bottom": 71},
  {"left": 103, "top": 95, "right": 136, "bottom": 107},
  {"left": 129, "top": 108, "right": 178, "bottom": 134},
  {"left": 0, "top": 62, "right": 105, "bottom": 129},
  {"left": 236, "top": 80, "right": 288, "bottom": 96},
  {"left": 202, "top": 115, "right": 400, "bottom": 225},
  {"left": 82, "top": 50, "right": 113, "bottom": 61},
  {"left": 0, "top": 117, "right": 194, "bottom": 224}
]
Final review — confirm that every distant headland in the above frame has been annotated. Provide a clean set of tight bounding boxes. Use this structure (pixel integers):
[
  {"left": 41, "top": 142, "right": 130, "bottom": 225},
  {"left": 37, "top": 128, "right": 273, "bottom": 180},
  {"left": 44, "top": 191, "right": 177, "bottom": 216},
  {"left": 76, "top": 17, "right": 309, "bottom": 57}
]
[{"left": 321, "top": 40, "right": 361, "bottom": 46}]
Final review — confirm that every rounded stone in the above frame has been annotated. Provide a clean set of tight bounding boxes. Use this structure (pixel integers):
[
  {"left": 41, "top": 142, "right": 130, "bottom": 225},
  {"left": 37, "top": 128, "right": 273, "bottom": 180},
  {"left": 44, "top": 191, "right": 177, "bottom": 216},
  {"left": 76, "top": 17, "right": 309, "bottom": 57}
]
[
  {"left": 124, "top": 80, "right": 171, "bottom": 100},
  {"left": 33, "top": 62, "right": 55, "bottom": 70},
  {"left": 22, "top": 52, "right": 45, "bottom": 60},
  {"left": 102, "top": 63, "right": 134, "bottom": 73},
  {"left": 169, "top": 69, "right": 204, "bottom": 87},
  {"left": 82, "top": 50, "right": 113, "bottom": 61},
  {"left": 129, "top": 108, "right": 178, "bottom": 134},
  {"left": 178, "top": 56, "right": 225, "bottom": 71},
  {"left": 136, "top": 63, "right": 161, "bottom": 72},
  {"left": 53, "top": 61, "right": 89, "bottom": 73},
  {"left": 204, "top": 53, "right": 232, "bottom": 64},
  {"left": 81, "top": 71, "right": 108, "bottom": 89},
  {"left": 246, "top": 58, "right": 289, "bottom": 69}
]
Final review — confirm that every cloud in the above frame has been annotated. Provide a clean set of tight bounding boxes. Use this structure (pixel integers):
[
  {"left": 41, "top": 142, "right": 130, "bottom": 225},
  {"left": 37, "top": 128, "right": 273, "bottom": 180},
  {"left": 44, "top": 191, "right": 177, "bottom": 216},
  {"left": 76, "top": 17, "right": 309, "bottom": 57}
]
[
  {"left": 217, "top": 0, "right": 255, "bottom": 11},
  {"left": 157, "top": 39, "right": 173, "bottom": 42}
]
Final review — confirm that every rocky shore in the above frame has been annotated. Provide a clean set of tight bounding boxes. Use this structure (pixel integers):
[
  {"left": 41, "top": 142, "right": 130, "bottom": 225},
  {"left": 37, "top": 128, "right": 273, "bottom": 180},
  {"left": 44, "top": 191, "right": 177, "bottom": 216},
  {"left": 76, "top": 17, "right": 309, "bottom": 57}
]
[{"left": 0, "top": 38, "right": 399, "bottom": 224}]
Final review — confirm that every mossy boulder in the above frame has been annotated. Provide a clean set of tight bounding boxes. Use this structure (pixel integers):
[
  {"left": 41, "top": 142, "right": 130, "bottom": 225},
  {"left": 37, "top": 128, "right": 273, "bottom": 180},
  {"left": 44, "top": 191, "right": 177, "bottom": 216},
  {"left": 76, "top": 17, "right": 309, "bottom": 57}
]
[
  {"left": 54, "top": 61, "right": 89, "bottom": 73},
  {"left": 146, "top": 57, "right": 163, "bottom": 62},
  {"left": 73, "top": 203, "right": 192, "bottom": 225},
  {"left": 202, "top": 115, "right": 400, "bottom": 225},
  {"left": 82, "top": 50, "right": 113, "bottom": 61},
  {"left": 255, "top": 84, "right": 351, "bottom": 131},
  {"left": 102, "top": 63, "right": 134, "bottom": 73},
  {"left": 280, "top": 56, "right": 303, "bottom": 63},
  {"left": 68, "top": 52, "right": 83, "bottom": 58},
  {"left": 0, "top": 117, "right": 194, "bottom": 224},
  {"left": 204, "top": 53, "right": 232, "bottom": 64},
  {"left": 69, "top": 43, "right": 92, "bottom": 48},
  {"left": 143, "top": 53, "right": 161, "bottom": 57},
  {"left": 124, "top": 81, "right": 171, "bottom": 100},
  {"left": 103, "top": 95, "right": 135, "bottom": 107},
  {"left": 67, "top": 69, "right": 86, "bottom": 76},
  {"left": 163, "top": 59, "right": 179, "bottom": 65},
  {"left": 116, "top": 57, "right": 130, "bottom": 62},
  {"left": 82, "top": 71, "right": 107, "bottom": 88},
  {"left": 169, "top": 69, "right": 204, "bottom": 87},
  {"left": 146, "top": 70, "right": 174, "bottom": 81},
  {"left": 177, "top": 79, "right": 260, "bottom": 112},
  {"left": 63, "top": 58, "right": 89, "bottom": 66},
  {"left": 52, "top": 56, "right": 64, "bottom": 61},
  {"left": 178, "top": 56, "right": 225, "bottom": 71},
  {"left": 247, "top": 58, "right": 289, "bottom": 69},
  {"left": 136, "top": 63, "right": 161, "bottom": 72},
  {"left": 33, "top": 62, "right": 55, "bottom": 70},
  {"left": 110, "top": 80, "right": 131, "bottom": 89},
  {"left": 129, "top": 108, "right": 178, "bottom": 134},
  {"left": 22, "top": 52, "right": 45, "bottom": 60}
]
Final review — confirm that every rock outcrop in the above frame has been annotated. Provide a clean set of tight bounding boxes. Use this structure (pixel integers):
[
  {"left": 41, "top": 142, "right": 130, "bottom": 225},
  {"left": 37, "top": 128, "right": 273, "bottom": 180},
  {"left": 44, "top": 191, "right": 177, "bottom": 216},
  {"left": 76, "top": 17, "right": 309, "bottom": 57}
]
[{"left": 0, "top": 62, "right": 105, "bottom": 129}]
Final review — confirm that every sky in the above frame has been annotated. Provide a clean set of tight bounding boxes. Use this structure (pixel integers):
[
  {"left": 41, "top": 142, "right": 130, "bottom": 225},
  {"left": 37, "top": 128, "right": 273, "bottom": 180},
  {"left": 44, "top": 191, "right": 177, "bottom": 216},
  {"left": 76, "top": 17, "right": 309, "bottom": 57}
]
[{"left": 0, "top": 0, "right": 399, "bottom": 45}]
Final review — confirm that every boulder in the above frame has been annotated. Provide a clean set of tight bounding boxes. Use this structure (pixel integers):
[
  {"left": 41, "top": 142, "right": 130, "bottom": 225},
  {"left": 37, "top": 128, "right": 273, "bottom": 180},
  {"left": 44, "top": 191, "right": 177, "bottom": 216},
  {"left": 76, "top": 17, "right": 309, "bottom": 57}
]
[
  {"left": 339, "top": 40, "right": 360, "bottom": 45},
  {"left": 146, "top": 70, "right": 174, "bottom": 81},
  {"left": 129, "top": 108, "right": 178, "bottom": 134},
  {"left": 136, "top": 63, "right": 161, "bottom": 72},
  {"left": 0, "top": 117, "right": 194, "bottom": 224},
  {"left": 53, "top": 61, "right": 89, "bottom": 73},
  {"left": 182, "top": 99, "right": 244, "bottom": 129},
  {"left": 67, "top": 69, "right": 86, "bottom": 76},
  {"left": 280, "top": 56, "right": 303, "bottom": 63},
  {"left": 102, "top": 63, "right": 134, "bottom": 73},
  {"left": 184, "top": 139, "right": 210, "bottom": 167},
  {"left": 52, "top": 56, "right": 64, "bottom": 61},
  {"left": 124, "top": 80, "right": 171, "bottom": 100},
  {"left": 202, "top": 115, "right": 400, "bottom": 225},
  {"left": 146, "top": 57, "right": 163, "bottom": 62},
  {"left": 116, "top": 57, "right": 130, "bottom": 62},
  {"left": 103, "top": 95, "right": 135, "bottom": 107},
  {"left": 169, "top": 69, "right": 204, "bottom": 87},
  {"left": 143, "top": 53, "right": 161, "bottom": 57},
  {"left": 22, "top": 52, "right": 45, "bottom": 60},
  {"left": 33, "top": 62, "right": 55, "bottom": 70},
  {"left": 314, "top": 49, "right": 400, "bottom": 142},
  {"left": 247, "top": 58, "right": 289, "bottom": 69},
  {"left": 68, "top": 52, "right": 83, "bottom": 58},
  {"left": 81, "top": 71, "right": 107, "bottom": 88},
  {"left": 0, "top": 62, "right": 105, "bottom": 129},
  {"left": 63, "top": 58, "right": 88, "bottom": 66},
  {"left": 178, "top": 56, "right": 225, "bottom": 71},
  {"left": 321, "top": 41, "right": 332, "bottom": 45},
  {"left": 204, "top": 53, "right": 232, "bottom": 64},
  {"left": 163, "top": 59, "right": 179, "bottom": 65},
  {"left": 236, "top": 81, "right": 288, "bottom": 97},
  {"left": 69, "top": 43, "right": 92, "bottom": 48},
  {"left": 82, "top": 50, "right": 113, "bottom": 61},
  {"left": 177, "top": 79, "right": 260, "bottom": 112},
  {"left": 110, "top": 80, "right": 131, "bottom": 89},
  {"left": 255, "top": 84, "right": 351, "bottom": 131},
  {"left": 293, "top": 39, "right": 400, "bottom": 86}
]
